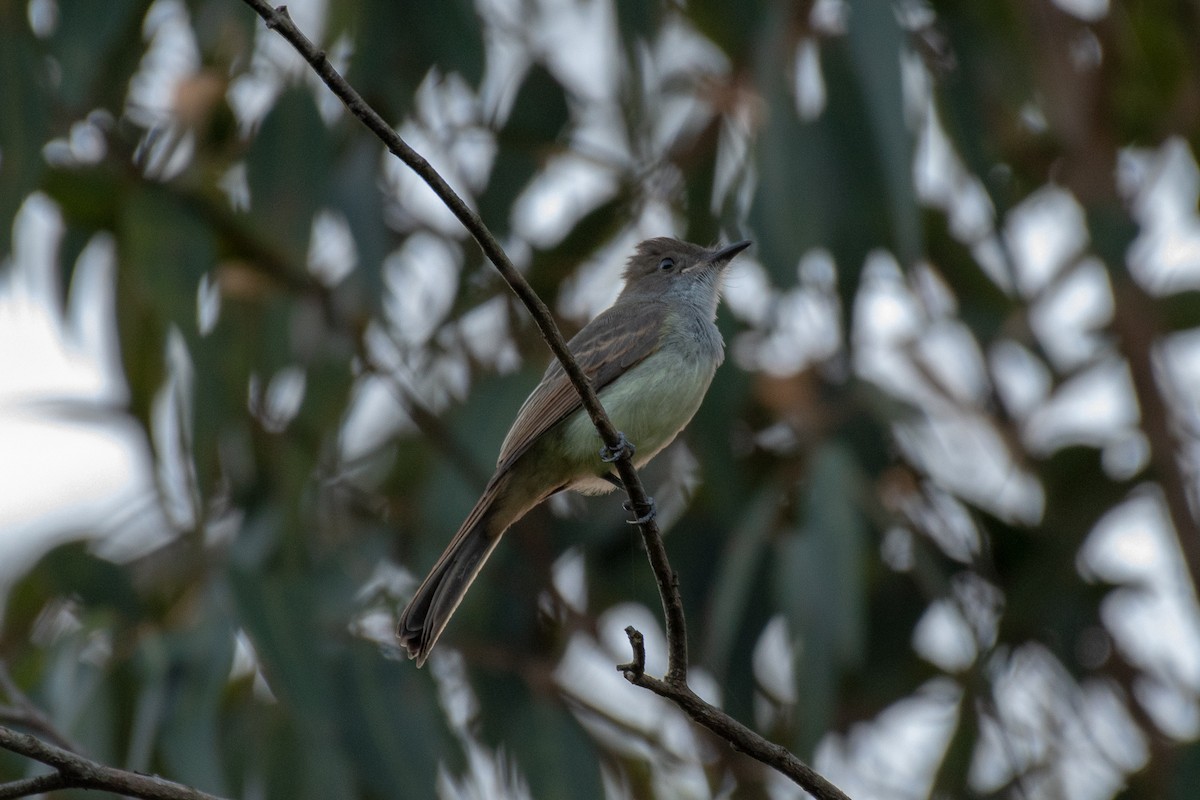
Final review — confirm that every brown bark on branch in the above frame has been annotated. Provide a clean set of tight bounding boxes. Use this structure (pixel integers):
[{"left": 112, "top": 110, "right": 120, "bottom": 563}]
[{"left": 0, "top": 725, "right": 228, "bottom": 800}]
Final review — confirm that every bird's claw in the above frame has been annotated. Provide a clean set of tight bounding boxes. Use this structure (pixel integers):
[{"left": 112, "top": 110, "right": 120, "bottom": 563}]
[
  {"left": 623, "top": 497, "right": 657, "bottom": 525},
  {"left": 600, "top": 432, "right": 635, "bottom": 463},
  {"left": 600, "top": 433, "right": 650, "bottom": 523}
]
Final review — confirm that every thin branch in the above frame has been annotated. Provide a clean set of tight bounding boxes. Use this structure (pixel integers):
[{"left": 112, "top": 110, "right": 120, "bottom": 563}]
[
  {"left": 239, "top": 4, "right": 850, "bottom": 798},
  {"left": 0, "top": 773, "right": 70, "bottom": 799},
  {"left": 0, "top": 725, "right": 228, "bottom": 800},
  {"left": 617, "top": 629, "right": 852, "bottom": 800}
]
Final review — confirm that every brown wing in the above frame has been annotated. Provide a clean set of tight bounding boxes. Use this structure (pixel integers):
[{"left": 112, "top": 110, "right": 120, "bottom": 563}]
[{"left": 495, "top": 301, "right": 666, "bottom": 474}]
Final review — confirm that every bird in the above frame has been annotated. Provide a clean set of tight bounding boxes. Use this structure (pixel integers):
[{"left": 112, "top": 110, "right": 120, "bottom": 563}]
[{"left": 397, "top": 237, "right": 751, "bottom": 666}]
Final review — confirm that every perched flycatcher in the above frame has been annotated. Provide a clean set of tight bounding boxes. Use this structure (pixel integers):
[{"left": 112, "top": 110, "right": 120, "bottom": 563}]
[{"left": 398, "top": 237, "right": 751, "bottom": 665}]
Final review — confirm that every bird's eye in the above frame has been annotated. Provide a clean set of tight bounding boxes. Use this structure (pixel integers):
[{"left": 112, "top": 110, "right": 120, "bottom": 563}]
[{"left": 658, "top": 257, "right": 675, "bottom": 271}]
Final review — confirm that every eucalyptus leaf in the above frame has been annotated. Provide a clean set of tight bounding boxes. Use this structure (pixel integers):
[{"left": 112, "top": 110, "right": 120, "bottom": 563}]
[
  {"left": 245, "top": 88, "right": 332, "bottom": 267},
  {"left": 0, "top": 6, "right": 49, "bottom": 258}
]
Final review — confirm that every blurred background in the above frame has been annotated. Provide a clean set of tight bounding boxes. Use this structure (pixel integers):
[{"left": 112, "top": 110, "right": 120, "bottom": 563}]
[{"left": 1, "top": 0, "right": 1199, "bottom": 797}]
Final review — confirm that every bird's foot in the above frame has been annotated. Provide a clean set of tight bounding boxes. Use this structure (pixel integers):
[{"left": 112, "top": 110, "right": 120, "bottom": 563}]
[
  {"left": 623, "top": 497, "right": 657, "bottom": 525},
  {"left": 600, "top": 432, "right": 636, "bottom": 463}
]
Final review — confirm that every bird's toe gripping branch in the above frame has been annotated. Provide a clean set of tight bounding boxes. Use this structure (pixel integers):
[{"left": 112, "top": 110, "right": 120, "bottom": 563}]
[
  {"left": 598, "top": 433, "right": 654, "bottom": 524},
  {"left": 623, "top": 497, "right": 657, "bottom": 525},
  {"left": 599, "top": 431, "right": 636, "bottom": 463}
]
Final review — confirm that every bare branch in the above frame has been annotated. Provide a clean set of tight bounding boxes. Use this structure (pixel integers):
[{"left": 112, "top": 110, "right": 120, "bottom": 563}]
[
  {"left": 617, "top": 629, "right": 852, "bottom": 800},
  {"left": 0, "top": 725, "right": 228, "bottom": 800},
  {"left": 0, "top": 773, "right": 70, "bottom": 799}
]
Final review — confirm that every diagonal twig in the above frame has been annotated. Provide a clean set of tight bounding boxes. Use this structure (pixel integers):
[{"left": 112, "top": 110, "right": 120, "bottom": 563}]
[
  {"left": 0, "top": 772, "right": 70, "bottom": 800},
  {"left": 615, "top": 628, "right": 851, "bottom": 800},
  {"left": 0, "top": 725, "right": 228, "bottom": 800}
]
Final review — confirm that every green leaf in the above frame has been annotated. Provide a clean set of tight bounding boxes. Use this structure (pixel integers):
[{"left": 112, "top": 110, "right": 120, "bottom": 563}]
[
  {"left": 227, "top": 557, "right": 358, "bottom": 798},
  {"left": 228, "top": 509, "right": 453, "bottom": 798},
  {"left": 1, "top": 543, "right": 142, "bottom": 642},
  {"left": 613, "top": 0, "right": 666, "bottom": 50},
  {"left": 928, "top": 690, "right": 977, "bottom": 797},
  {"left": 120, "top": 186, "right": 217, "bottom": 334},
  {"left": 40, "top": 629, "right": 121, "bottom": 761},
  {"left": 188, "top": 0, "right": 258, "bottom": 66},
  {"left": 801, "top": 445, "right": 869, "bottom": 667},
  {"left": 115, "top": 185, "right": 216, "bottom": 436},
  {"left": 1112, "top": 0, "right": 1199, "bottom": 144},
  {"left": 345, "top": 0, "right": 484, "bottom": 120},
  {"left": 152, "top": 604, "right": 236, "bottom": 795},
  {"left": 924, "top": 208, "right": 1015, "bottom": 342},
  {"left": 934, "top": 2, "right": 1035, "bottom": 196},
  {"left": 1169, "top": 740, "right": 1200, "bottom": 800},
  {"left": 43, "top": 164, "right": 123, "bottom": 231},
  {"left": 989, "top": 446, "right": 1123, "bottom": 674},
  {"left": 48, "top": 0, "right": 147, "bottom": 113},
  {"left": 772, "top": 531, "right": 837, "bottom": 756},
  {"left": 845, "top": 0, "right": 921, "bottom": 268},
  {"left": 681, "top": 115, "right": 723, "bottom": 244},
  {"left": 476, "top": 672, "right": 603, "bottom": 800},
  {"left": 701, "top": 485, "right": 780, "bottom": 677},
  {"left": 329, "top": 137, "right": 392, "bottom": 310},
  {"left": 686, "top": 0, "right": 770, "bottom": 65},
  {"left": 478, "top": 64, "right": 571, "bottom": 235},
  {"left": 1158, "top": 290, "right": 1200, "bottom": 331},
  {"left": 749, "top": 8, "right": 919, "bottom": 319},
  {"left": 500, "top": 63, "right": 571, "bottom": 147},
  {"left": 0, "top": 5, "right": 50, "bottom": 258},
  {"left": 333, "top": 640, "right": 451, "bottom": 795},
  {"left": 773, "top": 443, "right": 870, "bottom": 754},
  {"left": 42, "top": 172, "right": 129, "bottom": 302},
  {"left": 245, "top": 87, "right": 331, "bottom": 267}
]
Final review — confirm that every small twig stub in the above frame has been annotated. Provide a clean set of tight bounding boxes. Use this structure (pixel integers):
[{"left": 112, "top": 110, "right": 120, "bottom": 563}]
[{"left": 616, "top": 626, "right": 646, "bottom": 676}]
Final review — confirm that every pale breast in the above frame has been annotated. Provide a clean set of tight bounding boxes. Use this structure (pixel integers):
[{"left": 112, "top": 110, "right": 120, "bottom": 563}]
[{"left": 560, "top": 320, "right": 722, "bottom": 493}]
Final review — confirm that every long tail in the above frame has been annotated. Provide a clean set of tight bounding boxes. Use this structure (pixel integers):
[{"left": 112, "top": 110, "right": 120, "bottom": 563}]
[{"left": 397, "top": 473, "right": 524, "bottom": 666}]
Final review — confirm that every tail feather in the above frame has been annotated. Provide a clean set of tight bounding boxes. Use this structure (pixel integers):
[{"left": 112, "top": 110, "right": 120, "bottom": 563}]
[
  {"left": 398, "top": 471, "right": 538, "bottom": 666},
  {"left": 397, "top": 519, "right": 497, "bottom": 666}
]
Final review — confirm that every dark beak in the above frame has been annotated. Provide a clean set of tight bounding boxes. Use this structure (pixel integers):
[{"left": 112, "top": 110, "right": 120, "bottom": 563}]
[{"left": 708, "top": 240, "right": 752, "bottom": 265}]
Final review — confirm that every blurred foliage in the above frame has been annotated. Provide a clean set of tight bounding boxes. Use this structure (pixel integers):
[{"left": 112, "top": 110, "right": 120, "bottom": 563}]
[{"left": 1, "top": 0, "right": 1199, "bottom": 798}]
